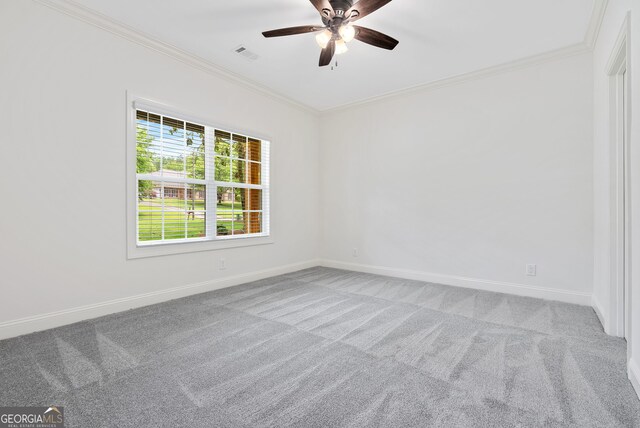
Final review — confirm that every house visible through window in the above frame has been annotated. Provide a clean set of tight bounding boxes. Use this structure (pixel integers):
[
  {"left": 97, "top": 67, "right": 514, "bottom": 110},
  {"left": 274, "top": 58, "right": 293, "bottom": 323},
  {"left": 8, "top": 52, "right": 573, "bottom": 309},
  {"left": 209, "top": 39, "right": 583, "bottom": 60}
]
[{"left": 135, "top": 109, "right": 269, "bottom": 245}]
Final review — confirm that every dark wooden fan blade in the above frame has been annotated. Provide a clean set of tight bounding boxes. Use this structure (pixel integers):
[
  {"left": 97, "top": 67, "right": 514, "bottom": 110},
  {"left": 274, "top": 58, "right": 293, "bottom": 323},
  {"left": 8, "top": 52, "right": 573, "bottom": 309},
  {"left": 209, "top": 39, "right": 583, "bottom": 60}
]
[
  {"left": 345, "top": 0, "right": 392, "bottom": 21},
  {"left": 353, "top": 26, "right": 398, "bottom": 50},
  {"left": 319, "top": 40, "right": 336, "bottom": 67},
  {"left": 309, "top": 0, "right": 335, "bottom": 18},
  {"left": 262, "top": 26, "right": 324, "bottom": 38}
]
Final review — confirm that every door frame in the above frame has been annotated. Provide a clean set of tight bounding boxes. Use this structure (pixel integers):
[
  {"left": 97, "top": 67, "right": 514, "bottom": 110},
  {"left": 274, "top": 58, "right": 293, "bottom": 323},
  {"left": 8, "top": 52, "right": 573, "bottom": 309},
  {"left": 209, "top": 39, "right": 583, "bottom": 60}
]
[{"left": 606, "top": 13, "right": 631, "bottom": 340}]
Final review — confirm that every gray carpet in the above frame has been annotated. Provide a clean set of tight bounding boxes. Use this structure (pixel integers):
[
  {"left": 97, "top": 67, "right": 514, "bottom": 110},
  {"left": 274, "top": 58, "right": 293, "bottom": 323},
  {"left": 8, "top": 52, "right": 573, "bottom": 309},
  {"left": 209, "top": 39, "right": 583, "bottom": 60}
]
[{"left": 1, "top": 267, "right": 639, "bottom": 427}]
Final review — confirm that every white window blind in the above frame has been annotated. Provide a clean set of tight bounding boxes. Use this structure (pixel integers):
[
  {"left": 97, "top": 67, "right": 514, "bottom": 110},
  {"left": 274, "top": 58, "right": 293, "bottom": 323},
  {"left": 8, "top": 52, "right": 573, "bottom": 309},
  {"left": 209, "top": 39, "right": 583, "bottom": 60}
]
[{"left": 135, "top": 109, "right": 270, "bottom": 246}]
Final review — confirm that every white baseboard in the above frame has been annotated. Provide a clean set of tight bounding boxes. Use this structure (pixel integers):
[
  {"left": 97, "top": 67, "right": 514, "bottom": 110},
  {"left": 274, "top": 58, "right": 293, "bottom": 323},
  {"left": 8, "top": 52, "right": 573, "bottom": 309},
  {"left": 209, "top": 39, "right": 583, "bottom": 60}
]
[
  {"left": 591, "top": 294, "right": 610, "bottom": 333},
  {"left": 628, "top": 358, "right": 640, "bottom": 400},
  {"left": 0, "top": 259, "right": 320, "bottom": 340},
  {"left": 320, "top": 259, "right": 592, "bottom": 306},
  {"left": 0, "top": 258, "right": 595, "bottom": 340}
]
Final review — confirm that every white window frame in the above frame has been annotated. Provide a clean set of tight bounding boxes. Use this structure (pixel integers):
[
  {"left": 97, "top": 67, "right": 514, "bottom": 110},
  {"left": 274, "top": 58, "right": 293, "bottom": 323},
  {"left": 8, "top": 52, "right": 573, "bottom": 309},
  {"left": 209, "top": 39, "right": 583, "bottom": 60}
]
[{"left": 126, "top": 94, "right": 273, "bottom": 259}]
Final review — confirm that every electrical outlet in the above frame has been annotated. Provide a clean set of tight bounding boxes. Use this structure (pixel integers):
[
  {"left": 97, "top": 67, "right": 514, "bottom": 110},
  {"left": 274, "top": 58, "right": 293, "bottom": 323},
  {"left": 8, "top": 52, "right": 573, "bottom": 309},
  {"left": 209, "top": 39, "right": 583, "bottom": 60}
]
[
  {"left": 219, "top": 258, "right": 227, "bottom": 270},
  {"left": 526, "top": 264, "right": 537, "bottom": 276},
  {"left": 352, "top": 248, "right": 359, "bottom": 257}
]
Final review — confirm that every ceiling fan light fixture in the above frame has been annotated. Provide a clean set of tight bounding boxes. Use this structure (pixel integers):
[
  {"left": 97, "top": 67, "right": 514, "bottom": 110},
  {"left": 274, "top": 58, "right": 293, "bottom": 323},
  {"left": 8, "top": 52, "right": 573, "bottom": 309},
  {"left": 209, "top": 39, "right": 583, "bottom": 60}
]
[
  {"left": 335, "top": 39, "right": 349, "bottom": 55},
  {"left": 339, "top": 24, "right": 356, "bottom": 43},
  {"left": 315, "top": 29, "right": 332, "bottom": 49}
]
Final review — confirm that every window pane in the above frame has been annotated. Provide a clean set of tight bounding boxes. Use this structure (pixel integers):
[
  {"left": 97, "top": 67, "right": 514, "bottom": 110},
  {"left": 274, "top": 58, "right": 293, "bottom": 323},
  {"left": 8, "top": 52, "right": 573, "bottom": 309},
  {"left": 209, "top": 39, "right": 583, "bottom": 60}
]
[
  {"left": 187, "top": 212, "right": 206, "bottom": 238},
  {"left": 233, "top": 134, "right": 247, "bottom": 159},
  {"left": 186, "top": 123, "right": 205, "bottom": 180},
  {"left": 216, "top": 186, "right": 232, "bottom": 236},
  {"left": 162, "top": 116, "right": 186, "bottom": 177},
  {"left": 233, "top": 212, "right": 246, "bottom": 235},
  {"left": 215, "top": 132, "right": 231, "bottom": 156},
  {"left": 229, "top": 211, "right": 261, "bottom": 235},
  {"left": 216, "top": 211, "right": 232, "bottom": 236},
  {"left": 232, "top": 188, "right": 243, "bottom": 211},
  {"left": 163, "top": 182, "right": 186, "bottom": 210},
  {"left": 187, "top": 184, "right": 206, "bottom": 238},
  {"left": 232, "top": 160, "right": 246, "bottom": 183},
  {"left": 247, "top": 161, "right": 261, "bottom": 185},
  {"left": 248, "top": 189, "right": 262, "bottom": 211},
  {"left": 247, "top": 139, "right": 261, "bottom": 162},
  {"left": 163, "top": 181, "right": 186, "bottom": 240},
  {"left": 136, "top": 112, "right": 161, "bottom": 175},
  {"left": 217, "top": 186, "right": 232, "bottom": 210},
  {"left": 234, "top": 188, "right": 262, "bottom": 211},
  {"left": 186, "top": 122, "right": 205, "bottom": 134},
  {"left": 247, "top": 212, "right": 262, "bottom": 234},
  {"left": 136, "top": 128, "right": 156, "bottom": 175},
  {"left": 137, "top": 179, "right": 162, "bottom": 242},
  {"left": 164, "top": 211, "right": 186, "bottom": 240},
  {"left": 186, "top": 184, "right": 206, "bottom": 211},
  {"left": 137, "top": 179, "right": 156, "bottom": 202},
  {"left": 138, "top": 210, "right": 162, "bottom": 242},
  {"left": 149, "top": 119, "right": 162, "bottom": 173},
  {"left": 215, "top": 156, "right": 231, "bottom": 182}
]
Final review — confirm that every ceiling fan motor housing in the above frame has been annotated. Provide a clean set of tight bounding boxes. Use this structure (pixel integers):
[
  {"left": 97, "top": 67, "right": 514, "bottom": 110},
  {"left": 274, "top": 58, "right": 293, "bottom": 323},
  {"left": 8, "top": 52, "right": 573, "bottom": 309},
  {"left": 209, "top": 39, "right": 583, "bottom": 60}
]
[
  {"left": 329, "top": 0, "right": 353, "bottom": 12},
  {"left": 322, "top": 0, "right": 354, "bottom": 24}
]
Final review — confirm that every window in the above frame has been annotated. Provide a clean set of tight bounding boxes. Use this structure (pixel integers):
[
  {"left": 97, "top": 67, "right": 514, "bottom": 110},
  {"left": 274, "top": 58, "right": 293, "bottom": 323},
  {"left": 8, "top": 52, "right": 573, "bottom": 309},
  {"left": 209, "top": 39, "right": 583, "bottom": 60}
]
[{"left": 133, "top": 107, "right": 270, "bottom": 249}]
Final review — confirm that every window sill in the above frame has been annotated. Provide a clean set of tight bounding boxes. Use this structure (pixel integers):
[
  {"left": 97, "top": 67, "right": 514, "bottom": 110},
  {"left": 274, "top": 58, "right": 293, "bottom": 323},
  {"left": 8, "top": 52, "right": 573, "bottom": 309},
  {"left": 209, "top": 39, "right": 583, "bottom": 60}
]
[{"left": 127, "top": 235, "right": 274, "bottom": 259}]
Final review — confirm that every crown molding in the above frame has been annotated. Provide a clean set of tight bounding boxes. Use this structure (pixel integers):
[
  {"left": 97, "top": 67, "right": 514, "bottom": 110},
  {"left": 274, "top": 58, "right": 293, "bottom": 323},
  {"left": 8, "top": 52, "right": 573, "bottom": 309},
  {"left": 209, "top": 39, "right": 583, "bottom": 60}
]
[
  {"left": 320, "top": 43, "right": 591, "bottom": 114},
  {"left": 319, "top": 0, "right": 607, "bottom": 113},
  {"left": 33, "top": 0, "right": 319, "bottom": 115},
  {"left": 584, "top": 0, "right": 609, "bottom": 50},
  {"left": 321, "top": 0, "right": 609, "bottom": 115},
  {"left": 34, "top": 0, "right": 605, "bottom": 115}
]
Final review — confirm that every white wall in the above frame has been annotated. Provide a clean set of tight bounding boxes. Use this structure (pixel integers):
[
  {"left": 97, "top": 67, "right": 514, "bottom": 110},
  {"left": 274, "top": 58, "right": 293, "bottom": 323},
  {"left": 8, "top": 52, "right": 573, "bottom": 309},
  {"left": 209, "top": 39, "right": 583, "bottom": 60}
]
[
  {"left": 0, "top": 0, "right": 320, "bottom": 334},
  {"left": 320, "top": 53, "right": 594, "bottom": 303}
]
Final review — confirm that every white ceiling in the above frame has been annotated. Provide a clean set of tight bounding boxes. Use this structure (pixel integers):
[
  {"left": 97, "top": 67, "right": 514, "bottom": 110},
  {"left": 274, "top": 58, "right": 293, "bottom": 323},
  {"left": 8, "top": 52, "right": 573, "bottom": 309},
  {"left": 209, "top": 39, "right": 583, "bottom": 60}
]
[{"left": 71, "top": 0, "right": 596, "bottom": 111}]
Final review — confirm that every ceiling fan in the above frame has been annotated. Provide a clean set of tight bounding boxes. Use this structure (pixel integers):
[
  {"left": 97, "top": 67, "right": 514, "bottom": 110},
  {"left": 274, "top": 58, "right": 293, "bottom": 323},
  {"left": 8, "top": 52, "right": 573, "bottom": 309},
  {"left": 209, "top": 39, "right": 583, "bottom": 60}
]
[{"left": 262, "top": 0, "right": 398, "bottom": 67}]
